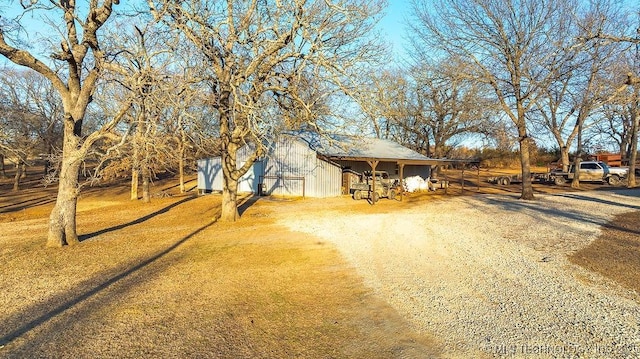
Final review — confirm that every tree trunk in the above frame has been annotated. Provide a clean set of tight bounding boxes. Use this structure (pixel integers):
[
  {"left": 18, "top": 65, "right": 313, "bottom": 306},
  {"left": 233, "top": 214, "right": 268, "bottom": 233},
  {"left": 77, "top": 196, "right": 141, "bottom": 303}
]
[
  {"left": 518, "top": 135, "right": 534, "bottom": 200},
  {"left": 131, "top": 118, "right": 142, "bottom": 200},
  {"left": 571, "top": 157, "right": 582, "bottom": 189},
  {"left": 12, "top": 162, "right": 24, "bottom": 191},
  {"left": 43, "top": 139, "right": 54, "bottom": 176},
  {"left": 620, "top": 138, "right": 629, "bottom": 163},
  {"left": 220, "top": 141, "right": 240, "bottom": 221},
  {"left": 179, "top": 145, "right": 185, "bottom": 193},
  {"left": 514, "top": 95, "right": 534, "bottom": 199},
  {"left": 560, "top": 147, "right": 570, "bottom": 172},
  {"left": 571, "top": 118, "right": 584, "bottom": 189},
  {"left": 44, "top": 158, "right": 51, "bottom": 176},
  {"left": 131, "top": 168, "right": 139, "bottom": 200},
  {"left": 221, "top": 176, "right": 239, "bottom": 221},
  {"left": 627, "top": 91, "right": 639, "bottom": 188},
  {"left": 431, "top": 143, "right": 443, "bottom": 177},
  {"left": 46, "top": 156, "right": 81, "bottom": 247},
  {"left": 1, "top": 154, "right": 5, "bottom": 178},
  {"left": 142, "top": 167, "right": 151, "bottom": 203},
  {"left": 628, "top": 141, "right": 638, "bottom": 188}
]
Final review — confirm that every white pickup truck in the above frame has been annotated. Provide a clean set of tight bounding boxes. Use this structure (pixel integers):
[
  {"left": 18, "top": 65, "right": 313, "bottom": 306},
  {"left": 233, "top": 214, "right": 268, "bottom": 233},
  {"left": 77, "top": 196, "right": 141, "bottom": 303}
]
[{"left": 549, "top": 161, "right": 628, "bottom": 186}]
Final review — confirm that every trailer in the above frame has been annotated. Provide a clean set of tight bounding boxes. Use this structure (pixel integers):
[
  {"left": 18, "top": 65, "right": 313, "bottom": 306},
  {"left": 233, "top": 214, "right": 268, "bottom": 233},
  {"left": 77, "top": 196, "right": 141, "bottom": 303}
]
[
  {"left": 487, "top": 172, "right": 551, "bottom": 186},
  {"left": 489, "top": 161, "right": 630, "bottom": 187}
]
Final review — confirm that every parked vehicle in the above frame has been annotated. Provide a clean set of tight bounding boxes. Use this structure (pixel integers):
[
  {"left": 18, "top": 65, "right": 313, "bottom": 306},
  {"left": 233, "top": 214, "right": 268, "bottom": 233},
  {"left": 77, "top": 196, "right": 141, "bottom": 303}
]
[
  {"left": 549, "top": 161, "right": 628, "bottom": 186},
  {"left": 351, "top": 171, "right": 398, "bottom": 202}
]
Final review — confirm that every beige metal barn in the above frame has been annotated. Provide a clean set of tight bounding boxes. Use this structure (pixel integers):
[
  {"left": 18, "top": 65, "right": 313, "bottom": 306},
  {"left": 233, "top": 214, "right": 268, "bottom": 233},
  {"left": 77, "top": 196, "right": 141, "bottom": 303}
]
[{"left": 197, "top": 131, "right": 450, "bottom": 198}]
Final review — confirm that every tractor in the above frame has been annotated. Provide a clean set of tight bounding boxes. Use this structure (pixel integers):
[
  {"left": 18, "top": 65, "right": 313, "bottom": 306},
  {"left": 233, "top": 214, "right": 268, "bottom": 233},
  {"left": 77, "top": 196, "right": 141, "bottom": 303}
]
[{"left": 350, "top": 171, "right": 398, "bottom": 202}]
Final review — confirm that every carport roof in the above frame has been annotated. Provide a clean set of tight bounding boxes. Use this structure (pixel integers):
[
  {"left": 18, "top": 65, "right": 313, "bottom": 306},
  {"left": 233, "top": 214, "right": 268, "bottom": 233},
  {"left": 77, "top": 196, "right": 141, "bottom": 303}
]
[{"left": 288, "top": 131, "right": 468, "bottom": 165}]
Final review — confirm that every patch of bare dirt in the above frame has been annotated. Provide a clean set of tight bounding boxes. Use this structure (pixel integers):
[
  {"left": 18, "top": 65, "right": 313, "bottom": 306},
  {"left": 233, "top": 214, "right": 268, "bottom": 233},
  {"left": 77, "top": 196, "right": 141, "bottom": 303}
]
[{"left": 570, "top": 211, "right": 640, "bottom": 294}]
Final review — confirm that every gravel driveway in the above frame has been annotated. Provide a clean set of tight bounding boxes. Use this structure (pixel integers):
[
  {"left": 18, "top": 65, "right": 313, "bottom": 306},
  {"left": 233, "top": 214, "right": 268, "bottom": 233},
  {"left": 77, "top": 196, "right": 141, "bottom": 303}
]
[{"left": 281, "top": 189, "right": 640, "bottom": 358}]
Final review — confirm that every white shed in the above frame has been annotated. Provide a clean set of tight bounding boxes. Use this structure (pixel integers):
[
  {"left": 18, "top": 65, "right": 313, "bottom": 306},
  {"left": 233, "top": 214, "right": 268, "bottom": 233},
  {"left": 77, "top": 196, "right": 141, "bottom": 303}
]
[
  {"left": 197, "top": 131, "right": 448, "bottom": 198},
  {"left": 197, "top": 135, "right": 342, "bottom": 198}
]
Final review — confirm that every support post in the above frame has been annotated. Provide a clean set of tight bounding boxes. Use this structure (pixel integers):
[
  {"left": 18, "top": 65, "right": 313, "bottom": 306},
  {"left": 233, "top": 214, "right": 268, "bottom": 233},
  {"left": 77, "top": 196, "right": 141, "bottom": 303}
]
[
  {"left": 461, "top": 166, "right": 465, "bottom": 194},
  {"left": 399, "top": 162, "right": 405, "bottom": 202},
  {"left": 444, "top": 169, "right": 448, "bottom": 195},
  {"left": 367, "top": 160, "right": 379, "bottom": 204}
]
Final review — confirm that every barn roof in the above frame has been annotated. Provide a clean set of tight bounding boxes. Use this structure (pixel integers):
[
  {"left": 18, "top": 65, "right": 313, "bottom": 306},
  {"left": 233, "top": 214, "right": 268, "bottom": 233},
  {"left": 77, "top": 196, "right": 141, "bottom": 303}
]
[{"left": 286, "top": 131, "right": 461, "bottom": 165}]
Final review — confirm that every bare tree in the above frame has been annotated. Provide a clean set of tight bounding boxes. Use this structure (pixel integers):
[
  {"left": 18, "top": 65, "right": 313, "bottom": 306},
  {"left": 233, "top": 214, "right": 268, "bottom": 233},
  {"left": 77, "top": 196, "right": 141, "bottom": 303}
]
[
  {"left": 602, "top": 26, "right": 640, "bottom": 187},
  {"left": 108, "top": 24, "right": 176, "bottom": 202},
  {"left": 0, "top": 103, "right": 33, "bottom": 190},
  {"left": 358, "top": 68, "right": 411, "bottom": 141},
  {"left": 148, "top": 0, "right": 386, "bottom": 221},
  {"left": 568, "top": 2, "right": 630, "bottom": 188},
  {"left": 364, "top": 59, "right": 494, "bottom": 168},
  {"left": 581, "top": 9, "right": 640, "bottom": 186},
  {"left": 411, "top": 0, "right": 576, "bottom": 199},
  {"left": 0, "top": 69, "right": 64, "bottom": 190},
  {"left": 0, "top": 69, "right": 64, "bottom": 174},
  {"left": 626, "top": 67, "right": 640, "bottom": 187},
  {"left": 532, "top": 2, "right": 624, "bottom": 188},
  {"left": 597, "top": 102, "right": 633, "bottom": 156},
  {"left": 0, "top": 1, "right": 132, "bottom": 246},
  {"left": 410, "top": 58, "right": 495, "bottom": 160},
  {"left": 163, "top": 72, "right": 213, "bottom": 194},
  {"left": 623, "top": 18, "right": 640, "bottom": 187}
]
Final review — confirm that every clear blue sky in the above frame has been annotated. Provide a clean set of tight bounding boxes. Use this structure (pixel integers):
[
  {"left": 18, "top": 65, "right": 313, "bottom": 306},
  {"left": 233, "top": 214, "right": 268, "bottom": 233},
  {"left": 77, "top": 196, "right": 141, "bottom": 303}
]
[
  {"left": 376, "top": 0, "right": 640, "bottom": 62},
  {"left": 377, "top": 0, "right": 412, "bottom": 61}
]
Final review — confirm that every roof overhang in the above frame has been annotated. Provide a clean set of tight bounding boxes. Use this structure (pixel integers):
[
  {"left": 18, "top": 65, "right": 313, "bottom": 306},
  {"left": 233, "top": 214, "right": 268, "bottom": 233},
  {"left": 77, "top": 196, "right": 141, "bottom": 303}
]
[{"left": 321, "top": 155, "right": 478, "bottom": 166}]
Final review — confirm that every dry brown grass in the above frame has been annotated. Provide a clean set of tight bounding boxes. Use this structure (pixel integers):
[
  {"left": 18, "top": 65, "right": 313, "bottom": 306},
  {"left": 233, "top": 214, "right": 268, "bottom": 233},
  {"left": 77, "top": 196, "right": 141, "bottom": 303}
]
[
  {"left": 0, "top": 172, "right": 438, "bottom": 358},
  {"left": 1, "top": 165, "right": 636, "bottom": 358}
]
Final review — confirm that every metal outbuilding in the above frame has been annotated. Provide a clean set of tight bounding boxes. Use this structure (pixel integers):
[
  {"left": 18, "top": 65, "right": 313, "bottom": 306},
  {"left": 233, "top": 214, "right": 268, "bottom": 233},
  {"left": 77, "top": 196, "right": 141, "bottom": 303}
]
[{"left": 197, "top": 131, "right": 453, "bottom": 198}]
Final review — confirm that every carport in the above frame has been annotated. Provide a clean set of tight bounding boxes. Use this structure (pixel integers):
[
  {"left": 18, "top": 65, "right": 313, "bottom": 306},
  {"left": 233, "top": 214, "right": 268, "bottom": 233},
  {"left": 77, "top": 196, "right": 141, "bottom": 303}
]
[
  {"left": 305, "top": 133, "right": 479, "bottom": 203},
  {"left": 321, "top": 154, "right": 479, "bottom": 203}
]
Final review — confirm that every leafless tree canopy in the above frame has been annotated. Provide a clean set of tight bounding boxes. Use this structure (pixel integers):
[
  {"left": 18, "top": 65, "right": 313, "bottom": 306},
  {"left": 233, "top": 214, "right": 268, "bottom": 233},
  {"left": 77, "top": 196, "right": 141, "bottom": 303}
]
[
  {"left": 147, "top": 0, "right": 387, "bottom": 220},
  {"left": 360, "top": 59, "right": 496, "bottom": 162},
  {"left": 408, "top": 0, "right": 604, "bottom": 199}
]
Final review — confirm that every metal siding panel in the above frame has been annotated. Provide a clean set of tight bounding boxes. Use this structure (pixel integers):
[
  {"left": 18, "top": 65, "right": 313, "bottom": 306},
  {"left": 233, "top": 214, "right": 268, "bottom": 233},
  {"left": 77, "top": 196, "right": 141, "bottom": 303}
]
[
  {"left": 237, "top": 160, "right": 263, "bottom": 193},
  {"left": 197, "top": 154, "right": 264, "bottom": 194},
  {"left": 199, "top": 137, "right": 431, "bottom": 198},
  {"left": 261, "top": 138, "right": 342, "bottom": 198},
  {"left": 201, "top": 144, "right": 421, "bottom": 198},
  {"left": 237, "top": 143, "right": 257, "bottom": 162},
  {"left": 311, "top": 156, "right": 342, "bottom": 198},
  {"left": 197, "top": 158, "right": 223, "bottom": 191},
  {"left": 263, "top": 138, "right": 307, "bottom": 197}
]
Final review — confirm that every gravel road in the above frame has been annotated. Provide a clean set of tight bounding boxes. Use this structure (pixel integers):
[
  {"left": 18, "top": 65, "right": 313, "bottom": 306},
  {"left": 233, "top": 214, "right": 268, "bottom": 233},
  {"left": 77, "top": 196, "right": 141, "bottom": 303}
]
[{"left": 281, "top": 189, "right": 640, "bottom": 358}]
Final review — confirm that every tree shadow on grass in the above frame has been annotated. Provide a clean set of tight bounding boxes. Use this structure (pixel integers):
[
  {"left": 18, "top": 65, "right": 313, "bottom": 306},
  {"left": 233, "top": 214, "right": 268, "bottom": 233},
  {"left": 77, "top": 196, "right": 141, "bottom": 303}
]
[
  {"left": 238, "top": 195, "right": 260, "bottom": 217},
  {"left": 0, "top": 217, "right": 218, "bottom": 354},
  {"left": 79, "top": 195, "right": 199, "bottom": 242},
  {"left": 0, "top": 195, "right": 56, "bottom": 213},
  {"left": 79, "top": 194, "right": 260, "bottom": 243},
  {"left": 556, "top": 190, "right": 640, "bottom": 211},
  {"left": 476, "top": 191, "right": 640, "bottom": 237}
]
